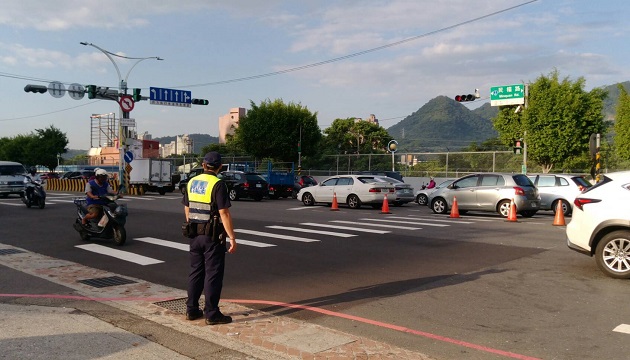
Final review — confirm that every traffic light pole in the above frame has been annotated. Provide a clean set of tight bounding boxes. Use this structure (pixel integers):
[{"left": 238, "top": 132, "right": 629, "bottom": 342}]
[{"left": 80, "top": 42, "right": 162, "bottom": 194}]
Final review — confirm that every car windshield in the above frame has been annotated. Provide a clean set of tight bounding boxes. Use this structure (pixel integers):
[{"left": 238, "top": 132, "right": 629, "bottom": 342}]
[
  {"left": 375, "top": 176, "right": 402, "bottom": 184},
  {"left": 437, "top": 180, "right": 454, "bottom": 188},
  {"left": 512, "top": 174, "right": 534, "bottom": 186},
  {"left": 0, "top": 165, "right": 25, "bottom": 176},
  {"left": 358, "top": 176, "right": 380, "bottom": 184},
  {"left": 245, "top": 174, "right": 266, "bottom": 182}
]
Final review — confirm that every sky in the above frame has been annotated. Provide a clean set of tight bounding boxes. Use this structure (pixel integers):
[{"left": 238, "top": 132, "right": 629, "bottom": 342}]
[{"left": 1, "top": 0, "right": 629, "bottom": 150}]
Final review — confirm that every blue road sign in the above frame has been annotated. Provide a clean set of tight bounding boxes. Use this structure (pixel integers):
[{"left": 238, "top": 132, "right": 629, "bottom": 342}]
[
  {"left": 124, "top": 151, "right": 134, "bottom": 163},
  {"left": 149, "top": 87, "right": 192, "bottom": 108}
]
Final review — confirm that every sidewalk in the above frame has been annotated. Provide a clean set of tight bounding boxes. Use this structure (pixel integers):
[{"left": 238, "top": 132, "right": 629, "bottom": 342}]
[{"left": 0, "top": 243, "right": 434, "bottom": 360}]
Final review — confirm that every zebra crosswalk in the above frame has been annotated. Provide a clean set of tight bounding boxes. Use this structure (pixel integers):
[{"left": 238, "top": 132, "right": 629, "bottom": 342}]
[
  {"left": 73, "top": 215, "right": 490, "bottom": 265},
  {"left": 0, "top": 193, "right": 182, "bottom": 206}
]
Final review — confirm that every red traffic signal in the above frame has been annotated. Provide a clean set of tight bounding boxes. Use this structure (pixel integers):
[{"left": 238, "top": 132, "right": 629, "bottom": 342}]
[{"left": 455, "top": 94, "right": 476, "bottom": 102}]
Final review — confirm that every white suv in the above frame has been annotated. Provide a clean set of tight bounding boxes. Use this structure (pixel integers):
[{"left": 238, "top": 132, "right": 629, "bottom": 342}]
[{"left": 566, "top": 171, "right": 630, "bottom": 279}]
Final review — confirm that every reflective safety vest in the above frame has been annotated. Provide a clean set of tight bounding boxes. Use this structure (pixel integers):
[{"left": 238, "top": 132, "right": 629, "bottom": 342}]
[{"left": 187, "top": 173, "right": 220, "bottom": 223}]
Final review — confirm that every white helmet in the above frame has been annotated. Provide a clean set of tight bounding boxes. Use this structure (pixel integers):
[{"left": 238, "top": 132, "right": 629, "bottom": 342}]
[{"left": 95, "top": 168, "right": 107, "bottom": 176}]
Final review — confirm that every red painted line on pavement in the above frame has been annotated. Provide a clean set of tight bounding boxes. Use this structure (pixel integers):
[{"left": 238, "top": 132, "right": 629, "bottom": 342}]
[
  {"left": 0, "top": 293, "right": 177, "bottom": 302},
  {"left": 224, "top": 298, "right": 541, "bottom": 360}
]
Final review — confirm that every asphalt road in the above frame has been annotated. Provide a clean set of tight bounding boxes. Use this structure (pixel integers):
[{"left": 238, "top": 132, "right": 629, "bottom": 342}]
[{"left": 1, "top": 191, "right": 629, "bottom": 360}]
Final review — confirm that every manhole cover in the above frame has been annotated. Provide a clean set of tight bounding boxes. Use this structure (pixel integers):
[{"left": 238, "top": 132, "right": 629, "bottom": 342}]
[
  {"left": 0, "top": 249, "right": 26, "bottom": 256},
  {"left": 78, "top": 276, "right": 137, "bottom": 288},
  {"left": 154, "top": 297, "right": 190, "bottom": 314}
]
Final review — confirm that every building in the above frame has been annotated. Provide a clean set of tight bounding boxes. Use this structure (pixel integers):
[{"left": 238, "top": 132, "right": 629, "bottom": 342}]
[
  {"left": 160, "top": 134, "right": 193, "bottom": 157},
  {"left": 219, "top": 107, "right": 246, "bottom": 144},
  {"left": 354, "top": 114, "right": 379, "bottom": 125}
]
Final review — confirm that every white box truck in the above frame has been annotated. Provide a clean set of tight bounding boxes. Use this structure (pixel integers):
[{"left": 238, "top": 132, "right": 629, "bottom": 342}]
[{"left": 128, "top": 159, "right": 178, "bottom": 195}]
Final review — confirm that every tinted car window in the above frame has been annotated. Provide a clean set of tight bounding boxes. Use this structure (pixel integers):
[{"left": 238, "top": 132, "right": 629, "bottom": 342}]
[
  {"left": 0, "top": 165, "right": 25, "bottom": 175},
  {"left": 245, "top": 174, "right": 266, "bottom": 182},
  {"left": 572, "top": 176, "right": 592, "bottom": 188},
  {"left": 481, "top": 175, "right": 503, "bottom": 186},
  {"left": 454, "top": 176, "right": 479, "bottom": 188},
  {"left": 322, "top": 178, "right": 338, "bottom": 186},
  {"left": 336, "top": 177, "right": 353, "bottom": 186},
  {"left": 512, "top": 174, "right": 534, "bottom": 186}
]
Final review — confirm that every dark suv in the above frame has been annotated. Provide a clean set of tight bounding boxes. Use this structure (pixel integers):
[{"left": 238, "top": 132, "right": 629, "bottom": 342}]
[
  {"left": 292, "top": 175, "right": 318, "bottom": 198},
  {"left": 61, "top": 170, "right": 95, "bottom": 180},
  {"left": 178, "top": 167, "right": 204, "bottom": 194},
  {"left": 218, "top": 171, "right": 268, "bottom": 201}
]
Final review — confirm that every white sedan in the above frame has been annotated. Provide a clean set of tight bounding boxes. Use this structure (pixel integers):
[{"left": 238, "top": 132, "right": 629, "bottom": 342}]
[{"left": 297, "top": 174, "right": 395, "bottom": 209}]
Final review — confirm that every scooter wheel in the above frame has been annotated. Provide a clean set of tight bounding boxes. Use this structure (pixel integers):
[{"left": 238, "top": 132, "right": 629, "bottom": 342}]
[
  {"left": 113, "top": 225, "right": 126, "bottom": 246},
  {"left": 38, "top": 199, "right": 45, "bottom": 209}
]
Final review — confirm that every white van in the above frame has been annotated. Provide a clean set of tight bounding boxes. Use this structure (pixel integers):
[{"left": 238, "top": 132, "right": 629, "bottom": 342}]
[{"left": 0, "top": 161, "right": 26, "bottom": 197}]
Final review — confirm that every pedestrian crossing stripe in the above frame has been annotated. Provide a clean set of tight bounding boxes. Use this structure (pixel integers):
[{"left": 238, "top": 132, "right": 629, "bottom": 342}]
[
  {"left": 266, "top": 225, "right": 357, "bottom": 237},
  {"left": 360, "top": 218, "right": 450, "bottom": 227},
  {"left": 401, "top": 216, "right": 475, "bottom": 224},
  {"left": 330, "top": 220, "right": 421, "bottom": 230},
  {"left": 299, "top": 222, "right": 390, "bottom": 234},
  {"left": 236, "top": 229, "right": 320, "bottom": 242},
  {"left": 75, "top": 244, "right": 164, "bottom": 265}
]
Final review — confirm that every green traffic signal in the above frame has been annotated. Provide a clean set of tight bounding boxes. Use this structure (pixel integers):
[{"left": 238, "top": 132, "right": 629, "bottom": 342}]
[
  {"left": 132, "top": 88, "right": 142, "bottom": 102},
  {"left": 87, "top": 85, "right": 97, "bottom": 99},
  {"left": 191, "top": 98, "right": 209, "bottom": 105}
]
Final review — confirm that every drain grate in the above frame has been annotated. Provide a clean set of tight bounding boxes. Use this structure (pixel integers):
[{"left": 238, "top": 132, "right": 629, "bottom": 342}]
[
  {"left": 0, "top": 249, "right": 26, "bottom": 256},
  {"left": 78, "top": 276, "right": 137, "bottom": 288},
  {"left": 154, "top": 297, "right": 191, "bottom": 314}
]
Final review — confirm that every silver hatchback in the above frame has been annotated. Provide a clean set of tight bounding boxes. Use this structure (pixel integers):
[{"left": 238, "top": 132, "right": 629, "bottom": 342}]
[
  {"left": 527, "top": 174, "right": 591, "bottom": 216},
  {"left": 428, "top": 173, "right": 540, "bottom": 217}
]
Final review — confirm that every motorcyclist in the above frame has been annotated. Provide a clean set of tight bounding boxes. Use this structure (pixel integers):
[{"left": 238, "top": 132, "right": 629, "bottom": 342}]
[
  {"left": 23, "top": 167, "right": 42, "bottom": 202},
  {"left": 426, "top": 177, "right": 436, "bottom": 189},
  {"left": 82, "top": 168, "right": 120, "bottom": 226}
]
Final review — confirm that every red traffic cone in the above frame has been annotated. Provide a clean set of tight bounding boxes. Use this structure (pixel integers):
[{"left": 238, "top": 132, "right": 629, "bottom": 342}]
[
  {"left": 553, "top": 200, "right": 566, "bottom": 226},
  {"left": 450, "top": 196, "right": 460, "bottom": 218},
  {"left": 381, "top": 194, "right": 391, "bottom": 214},
  {"left": 506, "top": 198, "right": 518, "bottom": 222},
  {"left": 331, "top": 192, "right": 339, "bottom": 211}
]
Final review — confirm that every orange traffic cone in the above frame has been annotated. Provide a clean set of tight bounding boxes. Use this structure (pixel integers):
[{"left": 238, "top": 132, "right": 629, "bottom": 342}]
[
  {"left": 381, "top": 194, "right": 391, "bottom": 214},
  {"left": 506, "top": 198, "right": 518, "bottom": 222},
  {"left": 449, "top": 196, "right": 460, "bottom": 218},
  {"left": 331, "top": 192, "right": 339, "bottom": 211},
  {"left": 553, "top": 201, "right": 566, "bottom": 226}
]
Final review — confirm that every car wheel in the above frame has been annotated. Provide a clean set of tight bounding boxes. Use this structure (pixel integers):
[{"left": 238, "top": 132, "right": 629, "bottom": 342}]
[
  {"left": 229, "top": 189, "right": 238, "bottom": 201},
  {"left": 552, "top": 199, "right": 571, "bottom": 216},
  {"left": 347, "top": 194, "right": 361, "bottom": 209},
  {"left": 498, "top": 200, "right": 512, "bottom": 217},
  {"left": 302, "top": 193, "right": 314, "bottom": 206},
  {"left": 595, "top": 230, "right": 630, "bottom": 279},
  {"left": 431, "top": 197, "right": 448, "bottom": 214},
  {"left": 417, "top": 194, "right": 428, "bottom": 206}
]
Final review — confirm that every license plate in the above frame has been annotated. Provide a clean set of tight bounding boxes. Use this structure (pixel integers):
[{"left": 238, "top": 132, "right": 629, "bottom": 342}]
[
  {"left": 531, "top": 202, "right": 537, "bottom": 207},
  {"left": 256, "top": 184, "right": 261, "bottom": 188},
  {"left": 269, "top": 190, "right": 274, "bottom": 194}
]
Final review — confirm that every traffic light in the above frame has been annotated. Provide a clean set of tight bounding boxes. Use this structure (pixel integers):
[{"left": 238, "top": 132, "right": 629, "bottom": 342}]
[
  {"left": 513, "top": 139, "right": 523, "bottom": 154},
  {"left": 132, "top": 88, "right": 142, "bottom": 102},
  {"left": 87, "top": 85, "right": 97, "bottom": 99},
  {"left": 191, "top": 98, "right": 209, "bottom": 105},
  {"left": 455, "top": 94, "right": 476, "bottom": 102},
  {"left": 24, "top": 84, "right": 48, "bottom": 94}
]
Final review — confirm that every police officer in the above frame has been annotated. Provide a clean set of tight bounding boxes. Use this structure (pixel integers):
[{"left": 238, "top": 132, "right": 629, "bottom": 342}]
[{"left": 183, "top": 151, "right": 237, "bottom": 325}]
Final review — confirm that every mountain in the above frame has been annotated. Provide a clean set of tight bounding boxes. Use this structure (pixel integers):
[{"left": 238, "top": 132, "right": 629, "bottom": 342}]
[
  {"left": 152, "top": 133, "right": 219, "bottom": 154},
  {"left": 387, "top": 96, "right": 498, "bottom": 152},
  {"left": 602, "top": 81, "right": 630, "bottom": 120}
]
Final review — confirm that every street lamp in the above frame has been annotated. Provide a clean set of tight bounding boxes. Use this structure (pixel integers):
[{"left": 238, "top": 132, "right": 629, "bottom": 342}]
[
  {"left": 387, "top": 140, "right": 398, "bottom": 172},
  {"left": 80, "top": 42, "right": 162, "bottom": 193}
]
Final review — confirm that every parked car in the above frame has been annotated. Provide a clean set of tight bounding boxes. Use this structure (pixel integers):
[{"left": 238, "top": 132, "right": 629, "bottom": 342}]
[
  {"left": 41, "top": 172, "right": 60, "bottom": 180},
  {"left": 415, "top": 179, "right": 455, "bottom": 206},
  {"left": 566, "top": 171, "right": 630, "bottom": 279},
  {"left": 178, "top": 167, "right": 204, "bottom": 194},
  {"left": 297, "top": 174, "right": 395, "bottom": 209},
  {"left": 218, "top": 170, "right": 268, "bottom": 201},
  {"left": 428, "top": 173, "right": 540, "bottom": 217},
  {"left": 61, "top": 170, "right": 95, "bottom": 180},
  {"left": 358, "top": 170, "right": 403, "bottom": 182},
  {"left": 292, "top": 175, "right": 318, "bottom": 199},
  {"left": 527, "top": 174, "right": 591, "bottom": 216},
  {"left": 373, "top": 176, "right": 414, "bottom": 206},
  {"left": 0, "top": 161, "right": 26, "bottom": 197}
]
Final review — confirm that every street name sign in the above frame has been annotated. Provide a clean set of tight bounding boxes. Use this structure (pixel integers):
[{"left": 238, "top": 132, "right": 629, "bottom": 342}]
[
  {"left": 490, "top": 84, "right": 525, "bottom": 106},
  {"left": 149, "top": 87, "right": 191, "bottom": 108}
]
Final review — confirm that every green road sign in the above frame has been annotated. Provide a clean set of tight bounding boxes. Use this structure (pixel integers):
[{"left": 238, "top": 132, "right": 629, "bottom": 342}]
[{"left": 490, "top": 84, "right": 525, "bottom": 106}]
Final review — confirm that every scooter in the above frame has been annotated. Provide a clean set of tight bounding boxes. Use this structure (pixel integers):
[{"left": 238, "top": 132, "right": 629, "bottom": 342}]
[
  {"left": 72, "top": 195, "right": 128, "bottom": 246},
  {"left": 22, "top": 178, "right": 46, "bottom": 209}
]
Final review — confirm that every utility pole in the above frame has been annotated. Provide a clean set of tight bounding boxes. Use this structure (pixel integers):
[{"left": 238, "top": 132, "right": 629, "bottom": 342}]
[{"left": 80, "top": 42, "right": 162, "bottom": 193}]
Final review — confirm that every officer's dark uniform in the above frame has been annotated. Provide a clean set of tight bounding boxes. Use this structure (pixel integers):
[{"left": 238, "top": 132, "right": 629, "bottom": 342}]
[{"left": 182, "top": 171, "right": 231, "bottom": 321}]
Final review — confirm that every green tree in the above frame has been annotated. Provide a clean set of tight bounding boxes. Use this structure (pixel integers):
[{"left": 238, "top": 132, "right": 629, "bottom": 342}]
[
  {"left": 0, "top": 135, "right": 33, "bottom": 165},
  {"left": 30, "top": 125, "right": 68, "bottom": 171},
  {"left": 614, "top": 84, "right": 630, "bottom": 160},
  {"left": 492, "top": 70, "right": 606, "bottom": 173},
  {"left": 233, "top": 99, "right": 321, "bottom": 163}
]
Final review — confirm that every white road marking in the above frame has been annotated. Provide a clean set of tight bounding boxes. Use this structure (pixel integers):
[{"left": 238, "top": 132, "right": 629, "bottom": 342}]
[
  {"left": 0, "top": 202, "right": 22, "bottom": 206},
  {"left": 402, "top": 216, "right": 475, "bottom": 224},
  {"left": 286, "top": 207, "right": 317, "bottom": 210},
  {"left": 360, "top": 218, "right": 449, "bottom": 227},
  {"left": 299, "top": 222, "right": 390, "bottom": 234},
  {"left": 613, "top": 324, "right": 630, "bottom": 334},
  {"left": 236, "top": 229, "right": 320, "bottom": 242},
  {"left": 134, "top": 237, "right": 189, "bottom": 251},
  {"left": 75, "top": 244, "right": 163, "bottom": 265},
  {"left": 330, "top": 220, "right": 421, "bottom": 230},
  {"left": 237, "top": 239, "right": 277, "bottom": 247},
  {"left": 266, "top": 225, "right": 357, "bottom": 237}
]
